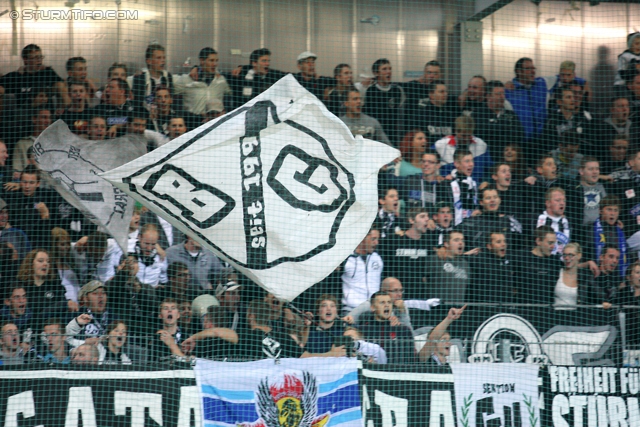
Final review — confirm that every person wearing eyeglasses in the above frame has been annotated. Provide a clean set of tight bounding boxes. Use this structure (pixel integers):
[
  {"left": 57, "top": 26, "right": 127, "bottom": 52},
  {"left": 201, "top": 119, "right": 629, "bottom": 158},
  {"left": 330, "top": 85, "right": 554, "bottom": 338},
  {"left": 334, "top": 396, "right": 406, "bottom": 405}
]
[{"left": 0, "top": 44, "right": 70, "bottom": 110}]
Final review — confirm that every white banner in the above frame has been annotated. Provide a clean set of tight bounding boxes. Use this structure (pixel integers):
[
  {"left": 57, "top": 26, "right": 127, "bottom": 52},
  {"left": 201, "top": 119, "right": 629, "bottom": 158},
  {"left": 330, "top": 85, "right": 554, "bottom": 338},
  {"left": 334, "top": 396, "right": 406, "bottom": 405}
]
[
  {"left": 34, "top": 120, "right": 147, "bottom": 251},
  {"left": 451, "top": 363, "right": 540, "bottom": 427},
  {"left": 100, "top": 75, "right": 399, "bottom": 301},
  {"left": 194, "top": 358, "right": 362, "bottom": 427}
]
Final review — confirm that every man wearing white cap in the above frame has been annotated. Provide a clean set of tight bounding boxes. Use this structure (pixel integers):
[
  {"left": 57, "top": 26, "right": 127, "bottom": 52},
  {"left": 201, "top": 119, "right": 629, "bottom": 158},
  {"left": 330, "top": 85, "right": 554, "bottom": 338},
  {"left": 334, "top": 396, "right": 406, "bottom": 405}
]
[{"left": 292, "top": 51, "right": 331, "bottom": 100}]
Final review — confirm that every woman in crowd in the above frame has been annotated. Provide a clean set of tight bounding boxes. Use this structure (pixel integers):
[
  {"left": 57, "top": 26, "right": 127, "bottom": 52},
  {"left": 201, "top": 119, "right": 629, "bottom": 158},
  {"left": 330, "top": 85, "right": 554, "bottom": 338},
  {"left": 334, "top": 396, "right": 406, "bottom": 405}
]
[
  {"left": 502, "top": 143, "right": 528, "bottom": 182},
  {"left": 50, "top": 228, "right": 80, "bottom": 310},
  {"left": 17, "top": 248, "right": 71, "bottom": 317},
  {"left": 554, "top": 243, "right": 610, "bottom": 310},
  {"left": 100, "top": 320, "right": 132, "bottom": 365},
  {"left": 396, "top": 129, "right": 428, "bottom": 177}
]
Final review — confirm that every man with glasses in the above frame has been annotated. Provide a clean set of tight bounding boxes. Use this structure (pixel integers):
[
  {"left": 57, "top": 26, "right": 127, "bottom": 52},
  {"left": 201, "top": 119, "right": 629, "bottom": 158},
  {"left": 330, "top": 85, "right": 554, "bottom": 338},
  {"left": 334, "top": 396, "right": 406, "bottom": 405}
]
[
  {"left": 505, "top": 57, "right": 549, "bottom": 144},
  {"left": 401, "top": 150, "right": 450, "bottom": 211},
  {"left": 0, "top": 44, "right": 70, "bottom": 109}
]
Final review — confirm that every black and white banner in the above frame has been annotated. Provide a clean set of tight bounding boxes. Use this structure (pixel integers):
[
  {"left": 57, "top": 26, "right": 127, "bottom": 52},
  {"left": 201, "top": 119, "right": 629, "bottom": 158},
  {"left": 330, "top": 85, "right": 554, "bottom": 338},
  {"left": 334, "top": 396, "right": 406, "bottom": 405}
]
[
  {"left": 101, "top": 75, "right": 399, "bottom": 301},
  {"left": 34, "top": 120, "right": 147, "bottom": 251},
  {"left": 2, "top": 364, "right": 640, "bottom": 427}
]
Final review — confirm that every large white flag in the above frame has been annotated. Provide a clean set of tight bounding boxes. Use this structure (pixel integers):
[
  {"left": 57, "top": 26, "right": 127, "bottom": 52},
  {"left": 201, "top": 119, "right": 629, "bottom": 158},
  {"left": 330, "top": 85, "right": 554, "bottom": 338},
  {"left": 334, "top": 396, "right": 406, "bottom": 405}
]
[
  {"left": 34, "top": 120, "right": 147, "bottom": 251},
  {"left": 100, "top": 75, "right": 398, "bottom": 301}
]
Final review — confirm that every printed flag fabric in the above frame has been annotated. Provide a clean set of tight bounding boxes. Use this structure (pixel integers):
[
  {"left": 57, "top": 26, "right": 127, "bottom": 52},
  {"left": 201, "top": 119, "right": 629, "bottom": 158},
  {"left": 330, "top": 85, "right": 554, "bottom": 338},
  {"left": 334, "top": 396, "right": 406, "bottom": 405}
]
[
  {"left": 194, "top": 358, "right": 362, "bottom": 427},
  {"left": 34, "top": 120, "right": 147, "bottom": 251},
  {"left": 100, "top": 74, "right": 399, "bottom": 301},
  {"left": 451, "top": 363, "right": 540, "bottom": 427}
]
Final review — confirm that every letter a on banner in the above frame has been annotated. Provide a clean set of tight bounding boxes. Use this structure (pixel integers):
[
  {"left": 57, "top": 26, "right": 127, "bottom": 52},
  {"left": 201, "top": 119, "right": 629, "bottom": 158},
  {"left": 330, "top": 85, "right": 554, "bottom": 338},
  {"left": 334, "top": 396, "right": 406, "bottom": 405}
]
[{"left": 100, "top": 75, "right": 399, "bottom": 301}]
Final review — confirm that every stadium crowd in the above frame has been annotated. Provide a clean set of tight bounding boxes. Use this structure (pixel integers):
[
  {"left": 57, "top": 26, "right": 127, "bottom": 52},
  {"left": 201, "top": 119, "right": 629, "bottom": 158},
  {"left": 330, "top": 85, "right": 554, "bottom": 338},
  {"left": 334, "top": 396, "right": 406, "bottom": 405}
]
[{"left": 2, "top": 36, "right": 640, "bottom": 366}]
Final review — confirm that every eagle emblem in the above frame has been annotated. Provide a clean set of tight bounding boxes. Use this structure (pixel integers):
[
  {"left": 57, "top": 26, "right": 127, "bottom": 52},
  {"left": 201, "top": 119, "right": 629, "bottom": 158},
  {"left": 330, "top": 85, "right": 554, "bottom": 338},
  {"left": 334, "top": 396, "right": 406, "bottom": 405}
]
[{"left": 238, "top": 372, "right": 329, "bottom": 427}]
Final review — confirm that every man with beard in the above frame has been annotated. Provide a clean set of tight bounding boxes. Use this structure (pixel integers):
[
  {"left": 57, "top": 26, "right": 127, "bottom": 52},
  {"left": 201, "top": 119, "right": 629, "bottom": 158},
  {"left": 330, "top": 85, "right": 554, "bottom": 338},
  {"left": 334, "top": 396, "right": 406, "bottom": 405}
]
[
  {"left": 458, "top": 187, "right": 522, "bottom": 251},
  {"left": 486, "top": 163, "right": 522, "bottom": 219},
  {"left": 514, "top": 226, "right": 563, "bottom": 305},
  {"left": 424, "top": 231, "right": 470, "bottom": 304},
  {"left": 357, "top": 291, "right": 416, "bottom": 364}
]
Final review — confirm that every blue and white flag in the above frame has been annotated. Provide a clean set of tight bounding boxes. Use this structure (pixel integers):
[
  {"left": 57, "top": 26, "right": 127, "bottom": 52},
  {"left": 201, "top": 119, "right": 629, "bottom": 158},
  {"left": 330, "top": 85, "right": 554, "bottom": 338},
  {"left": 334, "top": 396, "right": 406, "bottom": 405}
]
[
  {"left": 194, "top": 358, "right": 362, "bottom": 427},
  {"left": 451, "top": 363, "right": 540, "bottom": 427}
]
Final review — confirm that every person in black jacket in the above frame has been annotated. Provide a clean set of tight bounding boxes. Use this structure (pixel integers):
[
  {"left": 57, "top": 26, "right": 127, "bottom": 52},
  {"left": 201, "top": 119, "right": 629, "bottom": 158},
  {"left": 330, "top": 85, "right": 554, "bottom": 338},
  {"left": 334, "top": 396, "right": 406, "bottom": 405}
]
[
  {"left": 409, "top": 80, "right": 459, "bottom": 142},
  {"left": 457, "top": 187, "right": 523, "bottom": 251},
  {"left": 362, "top": 58, "right": 406, "bottom": 145},
  {"left": 226, "top": 48, "right": 286, "bottom": 110},
  {"left": 473, "top": 80, "right": 524, "bottom": 154},
  {"left": 469, "top": 231, "right": 514, "bottom": 304}
]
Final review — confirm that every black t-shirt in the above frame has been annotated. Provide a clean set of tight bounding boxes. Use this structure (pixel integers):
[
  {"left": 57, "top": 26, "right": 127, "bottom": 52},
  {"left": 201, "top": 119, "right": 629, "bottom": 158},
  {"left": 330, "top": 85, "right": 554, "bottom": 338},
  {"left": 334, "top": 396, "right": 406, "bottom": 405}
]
[
  {"left": 149, "top": 327, "right": 188, "bottom": 362},
  {"left": 379, "top": 233, "right": 430, "bottom": 295},
  {"left": 305, "top": 322, "right": 346, "bottom": 354},
  {"left": 237, "top": 328, "right": 304, "bottom": 361},
  {"left": 59, "top": 109, "right": 92, "bottom": 135},
  {"left": 0, "top": 68, "right": 63, "bottom": 108},
  {"left": 513, "top": 251, "right": 563, "bottom": 305}
]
